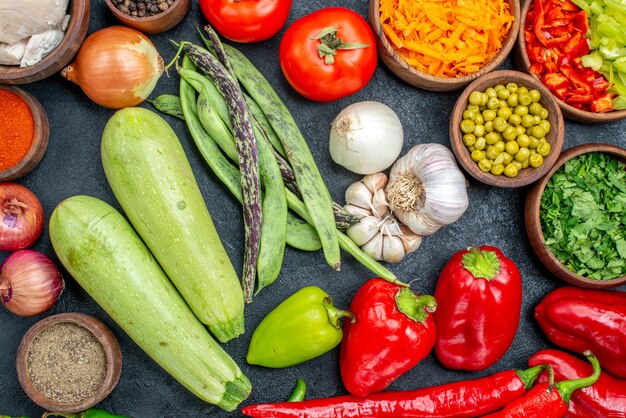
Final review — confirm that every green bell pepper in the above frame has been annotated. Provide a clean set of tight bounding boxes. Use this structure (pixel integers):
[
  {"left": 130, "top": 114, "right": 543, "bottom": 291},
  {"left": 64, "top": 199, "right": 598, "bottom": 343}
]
[{"left": 247, "top": 286, "right": 353, "bottom": 368}]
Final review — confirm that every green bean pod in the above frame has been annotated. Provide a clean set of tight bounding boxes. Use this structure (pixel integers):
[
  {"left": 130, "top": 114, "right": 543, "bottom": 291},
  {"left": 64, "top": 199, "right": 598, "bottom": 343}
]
[
  {"left": 42, "top": 409, "right": 129, "bottom": 418},
  {"left": 243, "top": 92, "right": 286, "bottom": 158},
  {"left": 148, "top": 94, "right": 185, "bottom": 120}
]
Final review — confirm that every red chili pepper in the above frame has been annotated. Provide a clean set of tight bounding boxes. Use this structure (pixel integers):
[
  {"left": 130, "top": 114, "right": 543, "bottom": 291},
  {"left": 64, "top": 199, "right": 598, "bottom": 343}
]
[
  {"left": 483, "top": 351, "right": 601, "bottom": 418},
  {"left": 535, "top": 286, "right": 626, "bottom": 378},
  {"left": 241, "top": 365, "right": 546, "bottom": 417},
  {"left": 433, "top": 246, "right": 522, "bottom": 371},
  {"left": 339, "top": 278, "right": 437, "bottom": 397},
  {"left": 528, "top": 349, "right": 626, "bottom": 418}
]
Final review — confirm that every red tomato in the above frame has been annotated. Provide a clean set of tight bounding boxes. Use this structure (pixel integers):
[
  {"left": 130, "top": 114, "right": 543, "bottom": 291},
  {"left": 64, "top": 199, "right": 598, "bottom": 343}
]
[
  {"left": 279, "top": 7, "right": 377, "bottom": 102},
  {"left": 199, "top": 0, "right": 292, "bottom": 43}
]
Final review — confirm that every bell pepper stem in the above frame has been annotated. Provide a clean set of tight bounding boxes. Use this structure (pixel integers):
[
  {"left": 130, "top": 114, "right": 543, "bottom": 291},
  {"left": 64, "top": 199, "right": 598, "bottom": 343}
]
[
  {"left": 287, "top": 378, "right": 307, "bottom": 402},
  {"left": 461, "top": 246, "right": 501, "bottom": 280},
  {"left": 323, "top": 297, "right": 354, "bottom": 328},
  {"left": 515, "top": 364, "right": 549, "bottom": 390},
  {"left": 556, "top": 350, "right": 601, "bottom": 405},
  {"left": 395, "top": 288, "right": 437, "bottom": 323}
]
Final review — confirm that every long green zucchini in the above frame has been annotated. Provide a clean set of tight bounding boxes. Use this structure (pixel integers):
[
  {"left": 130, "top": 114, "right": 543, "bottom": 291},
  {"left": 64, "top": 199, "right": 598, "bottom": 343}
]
[
  {"left": 101, "top": 107, "right": 244, "bottom": 342},
  {"left": 49, "top": 196, "right": 251, "bottom": 411}
]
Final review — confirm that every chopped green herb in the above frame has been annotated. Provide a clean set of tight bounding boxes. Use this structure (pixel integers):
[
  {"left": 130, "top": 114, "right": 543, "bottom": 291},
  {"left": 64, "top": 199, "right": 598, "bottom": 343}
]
[{"left": 540, "top": 152, "right": 626, "bottom": 280}]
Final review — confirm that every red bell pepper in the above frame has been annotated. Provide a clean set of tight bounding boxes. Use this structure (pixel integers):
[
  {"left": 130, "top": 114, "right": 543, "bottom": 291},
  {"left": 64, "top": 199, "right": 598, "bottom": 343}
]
[
  {"left": 528, "top": 349, "right": 626, "bottom": 417},
  {"left": 483, "top": 351, "right": 601, "bottom": 418},
  {"left": 535, "top": 286, "right": 626, "bottom": 378},
  {"left": 339, "top": 278, "right": 437, "bottom": 397},
  {"left": 242, "top": 365, "right": 547, "bottom": 417},
  {"left": 433, "top": 246, "right": 522, "bottom": 371}
]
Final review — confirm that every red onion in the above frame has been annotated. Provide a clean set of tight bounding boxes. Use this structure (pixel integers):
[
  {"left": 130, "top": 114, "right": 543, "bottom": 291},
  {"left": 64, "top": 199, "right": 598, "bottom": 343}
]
[
  {"left": 0, "top": 250, "right": 64, "bottom": 316},
  {"left": 0, "top": 183, "right": 44, "bottom": 251}
]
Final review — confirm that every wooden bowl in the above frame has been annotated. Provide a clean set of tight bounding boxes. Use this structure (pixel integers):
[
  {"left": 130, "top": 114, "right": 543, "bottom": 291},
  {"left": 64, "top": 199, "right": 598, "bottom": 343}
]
[
  {"left": 514, "top": 0, "right": 626, "bottom": 123},
  {"left": 0, "top": 0, "right": 90, "bottom": 85},
  {"left": 368, "top": 0, "right": 521, "bottom": 92},
  {"left": 0, "top": 86, "right": 49, "bottom": 181},
  {"left": 16, "top": 313, "right": 122, "bottom": 413},
  {"left": 526, "top": 143, "right": 626, "bottom": 288},
  {"left": 105, "top": 0, "right": 190, "bottom": 34},
  {"left": 450, "top": 70, "right": 564, "bottom": 187}
]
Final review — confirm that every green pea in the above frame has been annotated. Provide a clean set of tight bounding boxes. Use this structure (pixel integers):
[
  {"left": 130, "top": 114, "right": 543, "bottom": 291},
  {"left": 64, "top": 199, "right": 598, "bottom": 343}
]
[
  {"left": 504, "top": 163, "right": 519, "bottom": 178},
  {"left": 463, "top": 133, "right": 476, "bottom": 146},
  {"left": 486, "top": 145, "right": 499, "bottom": 160},
  {"left": 494, "top": 84, "right": 506, "bottom": 91},
  {"left": 508, "top": 114, "right": 522, "bottom": 126},
  {"left": 529, "top": 153, "right": 544, "bottom": 168},
  {"left": 495, "top": 141, "right": 506, "bottom": 153},
  {"left": 515, "top": 147, "right": 531, "bottom": 162},
  {"left": 539, "top": 120, "right": 551, "bottom": 135},
  {"left": 491, "top": 163, "right": 505, "bottom": 176},
  {"left": 483, "top": 109, "right": 497, "bottom": 121},
  {"left": 503, "top": 126, "right": 518, "bottom": 141},
  {"left": 528, "top": 136, "right": 540, "bottom": 149},
  {"left": 474, "top": 114, "right": 485, "bottom": 125},
  {"left": 506, "top": 82, "right": 518, "bottom": 92},
  {"left": 519, "top": 93, "right": 532, "bottom": 106},
  {"left": 485, "top": 132, "right": 500, "bottom": 145},
  {"left": 497, "top": 88, "right": 511, "bottom": 100},
  {"left": 514, "top": 105, "right": 529, "bottom": 116},
  {"left": 522, "top": 159, "right": 530, "bottom": 169},
  {"left": 521, "top": 114, "right": 535, "bottom": 127},
  {"left": 529, "top": 89, "right": 541, "bottom": 103},
  {"left": 505, "top": 141, "right": 519, "bottom": 155},
  {"left": 485, "top": 87, "right": 497, "bottom": 98},
  {"left": 502, "top": 152, "right": 514, "bottom": 164},
  {"left": 484, "top": 120, "right": 494, "bottom": 132},
  {"left": 512, "top": 160, "right": 523, "bottom": 170},
  {"left": 463, "top": 109, "right": 477, "bottom": 120},
  {"left": 507, "top": 94, "right": 519, "bottom": 107},
  {"left": 517, "top": 86, "right": 529, "bottom": 94},
  {"left": 497, "top": 107, "right": 513, "bottom": 120},
  {"left": 531, "top": 125, "right": 545, "bottom": 139},
  {"left": 474, "top": 136, "right": 486, "bottom": 150},
  {"left": 517, "top": 134, "right": 530, "bottom": 148},
  {"left": 540, "top": 108, "right": 549, "bottom": 120},
  {"left": 469, "top": 91, "right": 483, "bottom": 106},
  {"left": 468, "top": 145, "right": 476, "bottom": 152},
  {"left": 537, "top": 141, "right": 551, "bottom": 157},
  {"left": 460, "top": 119, "right": 475, "bottom": 133},
  {"left": 473, "top": 124, "right": 485, "bottom": 137},
  {"left": 480, "top": 92, "right": 489, "bottom": 106},
  {"left": 533, "top": 115, "right": 542, "bottom": 125},
  {"left": 515, "top": 125, "right": 526, "bottom": 137},
  {"left": 494, "top": 117, "right": 508, "bottom": 132},
  {"left": 493, "top": 152, "right": 505, "bottom": 165},
  {"left": 467, "top": 104, "right": 480, "bottom": 112},
  {"left": 529, "top": 103, "right": 543, "bottom": 116},
  {"left": 478, "top": 159, "right": 492, "bottom": 172},
  {"left": 471, "top": 149, "right": 485, "bottom": 162},
  {"left": 487, "top": 97, "right": 500, "bottom": 109},
  {"left": 499, "top": 100, "right": 508, "bottom": 109}
]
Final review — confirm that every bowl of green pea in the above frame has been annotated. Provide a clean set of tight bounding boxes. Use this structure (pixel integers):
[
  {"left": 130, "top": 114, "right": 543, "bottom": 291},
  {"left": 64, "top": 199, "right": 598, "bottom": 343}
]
[{"left": 450, "top": 70, "right": 565, "bottom": 188}]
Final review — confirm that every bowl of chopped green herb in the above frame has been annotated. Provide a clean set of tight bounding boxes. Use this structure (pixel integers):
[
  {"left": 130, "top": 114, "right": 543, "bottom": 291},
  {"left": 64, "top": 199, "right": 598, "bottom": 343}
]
[{"left": 526, "top": 143, "right": 626, "bottom": 288}]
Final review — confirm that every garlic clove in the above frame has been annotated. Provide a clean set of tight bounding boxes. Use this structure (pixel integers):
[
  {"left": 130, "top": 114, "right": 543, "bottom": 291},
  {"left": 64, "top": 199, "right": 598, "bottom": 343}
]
[
  {"left": 346, "top": 216, "right": 381, "bottom": 246},
  {"left": 343, "top": 204, "right": 372, "bottom": 219},
  {"left": 382, "top": 235, "right": 406, "bottom": 263},
  {"left": 344, "top": 182, "right": 374, "bottom": 210},
  {"left": 361, "top": 233, "right": 384, "bottom": 261},
  {"left": 399, "top": 224, "right": 422, "bottom": 254},
  {"left": 362, "top": 172, "right": 388, "bottom": 194},
  {"left": 371, "top": 188, "right": 390, "bottom": 218}
]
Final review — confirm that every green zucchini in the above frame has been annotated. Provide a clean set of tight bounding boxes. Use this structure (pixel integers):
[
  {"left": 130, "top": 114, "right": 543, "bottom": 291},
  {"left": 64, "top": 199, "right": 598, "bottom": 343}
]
[
  {"left": 101, "top": 107, "right": 244, "bottom": 342},
  {"left": 49, "top": 196, "right": 251, "bottom": 411}
]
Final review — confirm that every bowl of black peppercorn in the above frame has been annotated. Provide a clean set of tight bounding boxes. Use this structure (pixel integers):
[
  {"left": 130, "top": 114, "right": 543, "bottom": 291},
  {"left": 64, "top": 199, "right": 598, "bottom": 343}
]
[{"left": 105, "top": 0, "right": 190, "bottom": 34}]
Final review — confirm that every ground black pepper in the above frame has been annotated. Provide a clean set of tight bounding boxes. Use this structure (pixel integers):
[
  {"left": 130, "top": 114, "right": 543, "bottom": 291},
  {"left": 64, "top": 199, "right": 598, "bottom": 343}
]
[
  {"left": 26, "top": 322, "right": 107, "bottom": 404},
  {"left": 111, "top": 0, "right": 176, "bottom": 17}
]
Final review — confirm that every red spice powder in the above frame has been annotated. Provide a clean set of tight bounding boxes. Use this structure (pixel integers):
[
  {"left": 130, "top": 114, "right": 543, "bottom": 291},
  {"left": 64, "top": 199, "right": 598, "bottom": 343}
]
[{"left": 0, "top": 90, "right": 34, "bottom": 171}]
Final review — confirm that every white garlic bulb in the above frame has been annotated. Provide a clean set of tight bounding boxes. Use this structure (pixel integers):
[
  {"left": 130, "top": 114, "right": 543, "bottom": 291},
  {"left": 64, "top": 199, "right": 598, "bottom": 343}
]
[{"left": 344, "top": 173, "right": 422, "bottom": 263}]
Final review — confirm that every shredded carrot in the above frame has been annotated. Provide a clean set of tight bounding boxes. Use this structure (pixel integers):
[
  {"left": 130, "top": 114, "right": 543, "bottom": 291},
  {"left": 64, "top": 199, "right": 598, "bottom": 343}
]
[{"left": 380, "top": 0, "right": 515, "bottom": 78}]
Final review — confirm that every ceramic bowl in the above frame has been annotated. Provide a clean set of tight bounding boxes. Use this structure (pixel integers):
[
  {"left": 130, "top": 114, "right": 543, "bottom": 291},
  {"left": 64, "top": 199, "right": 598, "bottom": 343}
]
[
  {"left": 450, "top": 70, "right": 564, "bottom": 188},
  {"left": 368, "top": 0, "right": 521, "bottom": 92},
  {"left": 0, "top": 0, "right": 90, "bottom": 85},
  {"left": 104, "top": 0, "right": 190, "bottom": 34},
  {"left": 16, "top": 313, "right": 123, "bottom": 413},
  {"left": 514, "top": 0, "right": 626, "bottom": 123},
  {"left": 0, "top": 85, "right": 49, "bottom": 181},
  {"left": 525, "top": 143, "right": 626, "bottom": 288}
]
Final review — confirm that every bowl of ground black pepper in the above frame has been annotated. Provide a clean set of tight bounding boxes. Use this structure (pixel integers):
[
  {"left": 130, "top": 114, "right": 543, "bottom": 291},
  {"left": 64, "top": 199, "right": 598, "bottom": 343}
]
[
  {"left": 105, "top": 0, "right": 190, "bottom": 34},
  {"left": 16, "top": 313, "right": 122, "bottom": 413},
  {"left": 0, "top": 86, "right": 49, "bottom": 181}
]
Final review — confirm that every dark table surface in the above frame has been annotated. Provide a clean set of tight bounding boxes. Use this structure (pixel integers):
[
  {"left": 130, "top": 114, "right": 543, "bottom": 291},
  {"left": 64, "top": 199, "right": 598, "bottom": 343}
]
[{"left": 2, "top": 0, "right": 625, "bottom": 416}]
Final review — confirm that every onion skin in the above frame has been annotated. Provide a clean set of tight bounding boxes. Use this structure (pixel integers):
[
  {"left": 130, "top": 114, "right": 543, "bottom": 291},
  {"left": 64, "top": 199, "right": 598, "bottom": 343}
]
[
  {"left": 0, "top": 250, "right": 64, "bottom": 317},
  {"left": 0, "top": 183, "right": 44, "bottom": 252},
  {"left": 61, "top": 26, "right": 164, "bottom": 109}
]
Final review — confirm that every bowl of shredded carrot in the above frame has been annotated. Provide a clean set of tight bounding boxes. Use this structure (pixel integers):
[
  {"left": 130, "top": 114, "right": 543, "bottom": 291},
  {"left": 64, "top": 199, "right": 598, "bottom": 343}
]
[{"left": 369, "top": 0, "right": 520, "bottom": 92}]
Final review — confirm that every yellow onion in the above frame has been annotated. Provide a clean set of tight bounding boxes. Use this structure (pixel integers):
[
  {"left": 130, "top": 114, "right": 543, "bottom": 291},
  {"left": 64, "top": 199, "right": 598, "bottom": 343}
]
[{"left": 61, "top": 26, "right": 164, "bottom": 109}]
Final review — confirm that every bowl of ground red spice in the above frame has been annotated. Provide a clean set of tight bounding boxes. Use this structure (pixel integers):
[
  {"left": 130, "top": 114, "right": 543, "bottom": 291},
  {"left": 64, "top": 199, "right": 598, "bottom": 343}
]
[
  {"left": 369, "top": 0, "right": 521, "bottom": 92},
  {"left": 16, "top": 313, "right": 123, "bottom": 413},
  {"left": 0, "top": 86, "right": 49, "bottom": 181},
  {"left": 105, "top": 0, "right": 190, "bottom": 34}
]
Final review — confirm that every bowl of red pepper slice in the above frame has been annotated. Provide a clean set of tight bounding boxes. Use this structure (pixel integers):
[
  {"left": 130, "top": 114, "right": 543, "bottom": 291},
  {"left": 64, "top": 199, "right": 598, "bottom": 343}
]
[{"left": 515, "top": 0, "right": 626, "bottom": 123}]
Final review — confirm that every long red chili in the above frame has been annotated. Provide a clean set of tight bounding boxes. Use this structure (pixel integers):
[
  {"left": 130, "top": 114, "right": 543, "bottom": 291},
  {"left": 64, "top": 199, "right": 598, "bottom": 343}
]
[
  {"left": 242, "top": 366, "right": 545, "bottom": 418},
  {"left": 483, "top": 351, "right": 601, "bottom": 418}
]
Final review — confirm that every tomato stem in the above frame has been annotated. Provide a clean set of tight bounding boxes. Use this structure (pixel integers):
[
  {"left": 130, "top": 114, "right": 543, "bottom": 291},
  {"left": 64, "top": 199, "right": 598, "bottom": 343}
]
[{"left": 310, "top": 26, "right": 370, "bottom": 65}]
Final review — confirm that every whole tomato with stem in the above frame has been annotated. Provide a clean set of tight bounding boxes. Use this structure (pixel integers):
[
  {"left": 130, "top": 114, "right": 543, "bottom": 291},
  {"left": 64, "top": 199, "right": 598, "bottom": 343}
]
[
  {"left": 199, "top": 0, "right": 292, "bottom": 43},
  {"left": 279, "top": 7, "right": 377, "bottom": 102}
]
